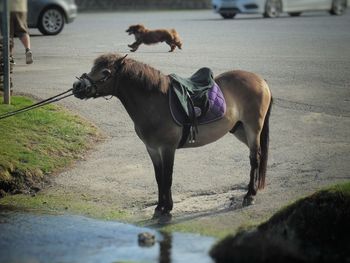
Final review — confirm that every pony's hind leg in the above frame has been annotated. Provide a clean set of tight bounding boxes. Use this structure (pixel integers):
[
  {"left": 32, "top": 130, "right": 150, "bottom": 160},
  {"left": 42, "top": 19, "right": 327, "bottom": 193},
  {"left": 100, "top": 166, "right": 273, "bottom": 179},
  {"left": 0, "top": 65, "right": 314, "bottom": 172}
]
[
  {"left": 231, "top": 122, "right": 260, "bottom": 205},
  {"left": 242, "top": 103, "right": 271, "bottom": 206},
  {"left": 231, "top": 98, "right": 271, "bottom": 207},
  {"left": 231, "top": 122, "right": 258, "bottom": 205},
  {"left": 243, "top": 127, "right": 262, "bottom": 206}
]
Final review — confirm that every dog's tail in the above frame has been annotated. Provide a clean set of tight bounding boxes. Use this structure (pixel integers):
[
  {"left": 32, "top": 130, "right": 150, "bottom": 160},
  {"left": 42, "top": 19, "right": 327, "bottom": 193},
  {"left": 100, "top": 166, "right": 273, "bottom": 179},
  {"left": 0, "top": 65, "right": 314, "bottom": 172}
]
[{"left": 171, "top": 29, "right": 182, "bottom": 49}]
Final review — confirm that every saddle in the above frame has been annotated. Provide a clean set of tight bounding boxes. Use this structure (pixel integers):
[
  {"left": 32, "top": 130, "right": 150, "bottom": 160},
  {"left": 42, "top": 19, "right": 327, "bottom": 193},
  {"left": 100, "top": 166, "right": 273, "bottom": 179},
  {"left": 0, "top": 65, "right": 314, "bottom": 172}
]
[{"left": 169, "top": 67, "right": 226, "bottom": 148}]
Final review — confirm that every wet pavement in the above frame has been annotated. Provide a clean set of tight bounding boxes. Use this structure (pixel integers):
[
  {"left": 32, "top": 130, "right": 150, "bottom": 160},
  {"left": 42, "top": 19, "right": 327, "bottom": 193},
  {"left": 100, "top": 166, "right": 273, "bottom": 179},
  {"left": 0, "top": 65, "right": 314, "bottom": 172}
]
[{"left": 0, "top": 208, "right": 215, "bottom": 263}]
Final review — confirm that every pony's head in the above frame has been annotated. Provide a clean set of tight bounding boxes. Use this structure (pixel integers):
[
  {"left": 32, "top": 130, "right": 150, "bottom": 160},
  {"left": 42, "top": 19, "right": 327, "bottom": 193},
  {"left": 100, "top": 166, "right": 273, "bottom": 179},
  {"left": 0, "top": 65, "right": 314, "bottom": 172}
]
[{"left": 73, "top": 53, "right": 127, "bottom": 99}]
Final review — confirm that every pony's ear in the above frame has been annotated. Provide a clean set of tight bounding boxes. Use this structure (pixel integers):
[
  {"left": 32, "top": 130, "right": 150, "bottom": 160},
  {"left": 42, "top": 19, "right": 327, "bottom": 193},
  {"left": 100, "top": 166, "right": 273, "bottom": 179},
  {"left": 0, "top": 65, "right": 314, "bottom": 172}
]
[{"left": 114, "top": 54, "right": 128, "bottom": 72}]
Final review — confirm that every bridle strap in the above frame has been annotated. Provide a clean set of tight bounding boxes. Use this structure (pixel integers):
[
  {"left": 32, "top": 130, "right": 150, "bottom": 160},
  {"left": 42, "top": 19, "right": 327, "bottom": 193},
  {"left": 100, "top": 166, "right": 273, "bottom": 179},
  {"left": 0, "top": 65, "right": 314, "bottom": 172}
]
[{"left": 77, "top": 54, "right": 128, "bottom": 99}]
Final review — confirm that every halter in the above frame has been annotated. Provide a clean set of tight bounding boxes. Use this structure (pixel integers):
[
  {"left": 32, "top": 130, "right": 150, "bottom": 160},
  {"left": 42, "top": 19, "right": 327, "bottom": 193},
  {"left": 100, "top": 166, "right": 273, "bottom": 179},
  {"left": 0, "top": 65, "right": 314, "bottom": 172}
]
[
  {"left": 76, "top": 72, "right": 112, "bottom": 98},
  {"left": 75, "top": 55, "right": 128, "bottom": 99}
]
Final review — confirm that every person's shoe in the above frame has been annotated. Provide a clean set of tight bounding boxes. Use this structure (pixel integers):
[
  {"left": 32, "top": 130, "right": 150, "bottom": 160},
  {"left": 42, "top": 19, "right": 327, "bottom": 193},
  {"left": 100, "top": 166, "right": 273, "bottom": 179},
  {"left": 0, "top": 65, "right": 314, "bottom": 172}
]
[{"left": 25, "top": 49, "right": 33, "bottom": 64}]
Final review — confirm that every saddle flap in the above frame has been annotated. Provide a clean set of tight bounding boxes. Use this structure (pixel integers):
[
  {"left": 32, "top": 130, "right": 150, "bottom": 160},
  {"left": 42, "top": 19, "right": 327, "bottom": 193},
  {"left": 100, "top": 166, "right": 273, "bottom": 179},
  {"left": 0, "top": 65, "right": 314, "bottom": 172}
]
[
  {"left": 189, "top": 67, "right": 214, "bottom": 88},
  {"left": 169, "top": 67, "right": 215, "bottom": 117},
  {"left": 168, "top": 68, "right": 227, "bottom": 148}
]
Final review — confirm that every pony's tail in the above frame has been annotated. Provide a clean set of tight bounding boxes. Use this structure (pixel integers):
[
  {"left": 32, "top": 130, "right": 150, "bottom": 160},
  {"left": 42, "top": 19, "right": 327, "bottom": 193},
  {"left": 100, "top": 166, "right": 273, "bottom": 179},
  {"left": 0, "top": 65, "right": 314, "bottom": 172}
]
[{"left": 258, "top": 96, "right": 273, "bottom": 190}]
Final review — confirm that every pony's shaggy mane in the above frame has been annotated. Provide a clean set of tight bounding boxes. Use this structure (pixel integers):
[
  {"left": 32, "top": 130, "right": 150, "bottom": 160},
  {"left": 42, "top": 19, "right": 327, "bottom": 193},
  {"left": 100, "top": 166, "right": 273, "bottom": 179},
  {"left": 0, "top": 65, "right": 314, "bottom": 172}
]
[{"left": 93, "top": 53, "right": 169, "bottom": 94}]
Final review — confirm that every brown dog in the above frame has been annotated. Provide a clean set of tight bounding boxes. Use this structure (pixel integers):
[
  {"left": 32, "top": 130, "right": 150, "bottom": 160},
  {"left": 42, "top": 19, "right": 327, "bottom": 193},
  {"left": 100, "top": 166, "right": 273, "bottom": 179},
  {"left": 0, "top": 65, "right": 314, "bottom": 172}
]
[{"left": 126, "top": 24, "right": 182, "bottom": 52}]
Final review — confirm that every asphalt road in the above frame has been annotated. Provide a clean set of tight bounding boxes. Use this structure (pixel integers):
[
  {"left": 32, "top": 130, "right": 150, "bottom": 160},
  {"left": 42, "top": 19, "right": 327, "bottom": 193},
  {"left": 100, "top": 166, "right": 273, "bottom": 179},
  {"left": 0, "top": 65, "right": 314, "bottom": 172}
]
[{"left": 11, "top": 10, "right": 350, "bottom": 230}]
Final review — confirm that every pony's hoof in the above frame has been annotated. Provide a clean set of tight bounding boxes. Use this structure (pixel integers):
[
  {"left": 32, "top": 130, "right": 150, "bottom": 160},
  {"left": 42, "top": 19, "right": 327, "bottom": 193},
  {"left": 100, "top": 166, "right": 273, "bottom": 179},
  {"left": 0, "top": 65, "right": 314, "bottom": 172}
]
[
  {"left": 158, "top": 212, "right": 172, "bottom": 224},
  {"left": 243, "top": 196, "right": 255, "bottom": 206},
  {"left": 130, "top": 49, "right": 136, "bottom": 52},
  {"left": 152, "top": 207, "right": 163, "bottom": 219}
]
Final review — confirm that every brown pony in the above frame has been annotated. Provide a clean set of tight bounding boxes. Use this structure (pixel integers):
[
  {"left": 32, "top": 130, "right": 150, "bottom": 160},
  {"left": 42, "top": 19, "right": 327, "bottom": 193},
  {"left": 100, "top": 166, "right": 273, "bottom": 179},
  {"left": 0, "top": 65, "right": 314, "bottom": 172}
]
[{"left": 73, "top": 53, "right": 272, "bottom": 217}]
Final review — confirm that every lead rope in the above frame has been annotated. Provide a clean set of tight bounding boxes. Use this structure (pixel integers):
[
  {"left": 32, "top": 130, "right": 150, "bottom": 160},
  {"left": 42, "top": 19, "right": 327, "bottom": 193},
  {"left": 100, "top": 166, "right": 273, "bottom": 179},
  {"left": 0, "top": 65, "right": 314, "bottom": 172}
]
[{"left": 0, "top": 88, "right": 74, "bottom": 120}]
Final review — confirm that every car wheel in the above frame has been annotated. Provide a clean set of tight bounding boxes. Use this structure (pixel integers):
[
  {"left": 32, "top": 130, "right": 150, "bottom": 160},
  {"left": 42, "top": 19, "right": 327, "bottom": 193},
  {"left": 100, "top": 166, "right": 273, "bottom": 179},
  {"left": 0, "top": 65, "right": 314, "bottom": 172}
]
[
  {"left": 38, "top": 7, "right": 65, "bottom": 35},
  {"left": 263, "top": 0, "right": 282, "bottom": 18},
  {"left": 288, "top": 12, "right": 302, "bottom": 17},
  {"left": 330, "top": 0, "right": 346, "bottom": 15},
  {"left": 220, "top": 13, "right": 236, "bottom": 19}
]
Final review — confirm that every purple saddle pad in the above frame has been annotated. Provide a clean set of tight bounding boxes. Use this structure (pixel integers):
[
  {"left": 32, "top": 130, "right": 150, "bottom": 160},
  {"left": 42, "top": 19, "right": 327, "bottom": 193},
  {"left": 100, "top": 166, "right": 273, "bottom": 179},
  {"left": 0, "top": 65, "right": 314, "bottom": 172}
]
[
  {"left": 169, "top": 82, "right": 226, "bottom": 126},
  {"left": 198, "top": 82, "right": 226, "bottom": 124}
]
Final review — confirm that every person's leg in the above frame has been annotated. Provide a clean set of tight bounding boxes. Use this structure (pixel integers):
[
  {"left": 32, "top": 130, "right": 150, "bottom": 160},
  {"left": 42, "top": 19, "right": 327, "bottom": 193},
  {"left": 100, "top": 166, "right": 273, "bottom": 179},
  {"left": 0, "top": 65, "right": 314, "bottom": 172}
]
[
  {"left": 20, "top": 33, "right": 30, "bottom": 50},
  {"left": 13, "top": 12, "right": 33, "bottom": 64},
  {"left": 20, "top": 33, "right": 32, "bottom": 64}
]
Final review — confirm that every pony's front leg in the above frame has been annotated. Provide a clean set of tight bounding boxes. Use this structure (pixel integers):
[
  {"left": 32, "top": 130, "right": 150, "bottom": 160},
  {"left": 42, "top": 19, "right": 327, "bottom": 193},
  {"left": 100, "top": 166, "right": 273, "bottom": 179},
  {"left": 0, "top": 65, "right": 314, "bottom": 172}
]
[
  {"left": 147, "top": 147, "right": 164, "bottom": 216},
  {"left": 160, "top": 147, "right": 175, "bottom": 214},
  {"left": 147, "top": 147, "right": 175, "bottom": 218}
]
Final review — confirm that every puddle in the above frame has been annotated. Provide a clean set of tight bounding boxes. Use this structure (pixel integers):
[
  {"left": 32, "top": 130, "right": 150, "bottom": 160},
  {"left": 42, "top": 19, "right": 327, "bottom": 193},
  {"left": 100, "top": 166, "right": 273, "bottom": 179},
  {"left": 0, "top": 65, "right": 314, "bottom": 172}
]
[{"left": 0, "top": 209, "right": 216, "bottom": 263}]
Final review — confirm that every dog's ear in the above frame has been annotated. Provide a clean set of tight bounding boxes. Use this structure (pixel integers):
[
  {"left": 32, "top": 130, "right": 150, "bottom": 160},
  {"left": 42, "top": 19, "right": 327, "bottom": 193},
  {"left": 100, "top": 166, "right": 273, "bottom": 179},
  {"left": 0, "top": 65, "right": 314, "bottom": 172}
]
[{"left": 114, "top": 54, "right": 128, "bottom": 72}]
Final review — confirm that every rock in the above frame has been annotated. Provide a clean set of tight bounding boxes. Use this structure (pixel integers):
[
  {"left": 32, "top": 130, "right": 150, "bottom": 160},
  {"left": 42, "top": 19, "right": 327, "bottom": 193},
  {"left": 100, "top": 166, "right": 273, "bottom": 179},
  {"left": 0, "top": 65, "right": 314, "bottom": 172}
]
[{"left": 138, "top": 232, "right": 156, "bottom": 247}]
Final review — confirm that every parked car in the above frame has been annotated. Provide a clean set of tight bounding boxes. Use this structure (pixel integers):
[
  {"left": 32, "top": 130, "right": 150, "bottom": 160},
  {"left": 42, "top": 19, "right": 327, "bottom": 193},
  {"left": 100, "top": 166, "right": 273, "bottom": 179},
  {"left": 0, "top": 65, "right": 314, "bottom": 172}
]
[
  {"left": 212, "top": 0, "right": 347, "bottom": 19},
  {"left": 27, "top": 0, "right": 77, "bottom": 35}
]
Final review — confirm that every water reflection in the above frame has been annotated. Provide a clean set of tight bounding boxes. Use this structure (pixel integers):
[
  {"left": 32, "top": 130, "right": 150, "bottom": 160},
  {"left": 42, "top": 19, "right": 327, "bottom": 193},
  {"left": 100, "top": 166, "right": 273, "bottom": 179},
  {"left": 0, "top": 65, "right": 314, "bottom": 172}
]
[
  {"left": 159, "top": 231, "right": 172, "bottom": 263},
  {"left": 0, "top": 208, "right": 215, "bottom": 263}
]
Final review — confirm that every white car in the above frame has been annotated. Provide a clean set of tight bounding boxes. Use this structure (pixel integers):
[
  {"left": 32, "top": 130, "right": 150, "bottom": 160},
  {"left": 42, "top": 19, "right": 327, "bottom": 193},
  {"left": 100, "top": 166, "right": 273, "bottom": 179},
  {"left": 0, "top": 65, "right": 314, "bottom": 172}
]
[{"left": 212, "top": 0, "right": 347, "bottom": 19}]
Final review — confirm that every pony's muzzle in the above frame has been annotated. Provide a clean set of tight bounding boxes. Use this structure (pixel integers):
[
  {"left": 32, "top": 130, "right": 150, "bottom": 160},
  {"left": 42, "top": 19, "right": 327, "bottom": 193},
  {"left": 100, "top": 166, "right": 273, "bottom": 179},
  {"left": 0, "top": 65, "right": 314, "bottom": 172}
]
[
  {"left": 73, "top": 79, "right": 93, "bottom": 99},
  {"left": 73, "top": 80, "right": 91, "bottom": 99},
  {"left": 72, "top": 80, "right": 85, "bottom": 99}
]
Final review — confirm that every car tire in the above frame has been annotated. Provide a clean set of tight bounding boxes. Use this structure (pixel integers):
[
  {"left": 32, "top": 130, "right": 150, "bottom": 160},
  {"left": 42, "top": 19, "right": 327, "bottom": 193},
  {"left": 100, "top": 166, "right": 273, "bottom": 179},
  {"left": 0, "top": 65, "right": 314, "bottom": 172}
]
[
  {"left": 263, "top": 0, "right": 282, "bottom": 18},
  {"left": 220, "top": 13, "right": 236, "bottom": 19},
  {"left": 288, "top": 12, "right": 302, "bottom": 17},
  {"left": 38, "top": 7, "right": 65, "bottom": 35},
  {"left": 329, "top": 0, "right": 346, "bottom": 15}
]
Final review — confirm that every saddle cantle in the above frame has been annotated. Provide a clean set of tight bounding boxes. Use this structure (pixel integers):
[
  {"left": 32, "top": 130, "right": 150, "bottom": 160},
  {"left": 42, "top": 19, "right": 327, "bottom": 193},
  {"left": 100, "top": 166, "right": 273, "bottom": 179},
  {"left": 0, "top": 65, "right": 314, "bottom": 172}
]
[{"left": 169, "top": 67, "right": 226, "bottom": 148}]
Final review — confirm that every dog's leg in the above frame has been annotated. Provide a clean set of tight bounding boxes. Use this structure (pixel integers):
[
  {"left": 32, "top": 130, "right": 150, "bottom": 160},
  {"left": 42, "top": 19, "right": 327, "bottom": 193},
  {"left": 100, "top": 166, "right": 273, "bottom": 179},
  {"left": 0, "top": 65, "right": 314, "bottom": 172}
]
[
  {"left": 128, "top": 41, "right": 138, "bottom": 48},
  {"left": 166, "top": 41, "right": 176, "bottom": 52},
  {"left": 128, "top": 41, "right": 141, "bottom": 52},
  {"left": 176, "top": 41, "right": 182, "bottom": 50}
]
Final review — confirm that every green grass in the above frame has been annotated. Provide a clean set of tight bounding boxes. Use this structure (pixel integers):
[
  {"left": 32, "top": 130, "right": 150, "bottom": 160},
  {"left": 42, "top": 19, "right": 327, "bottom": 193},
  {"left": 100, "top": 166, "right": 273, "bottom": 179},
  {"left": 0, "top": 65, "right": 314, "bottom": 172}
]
[
  {"left": 327, "top": 181, "right": 350, "bottom": 195},
  {"left": 0, "top": 96, "right": 103, "bottom": 193},
  {"left": 257, "top": 181, "right": 350, "bottom": 232}
]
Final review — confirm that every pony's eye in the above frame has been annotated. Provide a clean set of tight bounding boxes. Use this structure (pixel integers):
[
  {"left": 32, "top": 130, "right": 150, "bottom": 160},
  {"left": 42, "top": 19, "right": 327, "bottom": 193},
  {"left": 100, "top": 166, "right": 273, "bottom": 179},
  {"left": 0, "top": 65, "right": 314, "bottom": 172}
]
[{"left": 102, "top": 69, "right": 111, "bottom": 77}]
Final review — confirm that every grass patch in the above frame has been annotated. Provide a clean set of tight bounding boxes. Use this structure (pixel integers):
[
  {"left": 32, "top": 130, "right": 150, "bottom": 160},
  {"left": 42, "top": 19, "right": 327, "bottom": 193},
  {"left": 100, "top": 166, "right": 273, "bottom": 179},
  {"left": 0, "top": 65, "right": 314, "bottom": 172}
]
[
  {"left": 266, "top": 181, "right": 350, "bottom": 226},
  {"left": 327, "top": 181, "right": 350, "bottom": 195},
  {"left": 210, "top": 181, "right": 350, "bottom": 261},
  {"left": 0, "top": 96, "right": 103, "bottom": 194}
]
